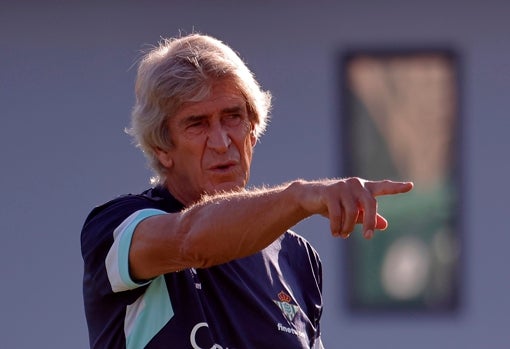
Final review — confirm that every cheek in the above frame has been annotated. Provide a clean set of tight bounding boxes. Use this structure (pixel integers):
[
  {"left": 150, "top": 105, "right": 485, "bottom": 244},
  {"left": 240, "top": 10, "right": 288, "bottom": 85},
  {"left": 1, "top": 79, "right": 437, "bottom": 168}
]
[
  {"left": 243, "top": 138, "right": 254, "bottom": 162},
  {"left": 173, "top": 149, "right": 204, "bottom": 180}
]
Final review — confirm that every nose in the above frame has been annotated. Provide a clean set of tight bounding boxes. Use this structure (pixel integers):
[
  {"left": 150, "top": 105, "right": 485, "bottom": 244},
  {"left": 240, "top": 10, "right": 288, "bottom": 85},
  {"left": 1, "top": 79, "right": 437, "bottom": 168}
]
[{"left": 206, "top": 123, "right": 231, "bottom": 153}]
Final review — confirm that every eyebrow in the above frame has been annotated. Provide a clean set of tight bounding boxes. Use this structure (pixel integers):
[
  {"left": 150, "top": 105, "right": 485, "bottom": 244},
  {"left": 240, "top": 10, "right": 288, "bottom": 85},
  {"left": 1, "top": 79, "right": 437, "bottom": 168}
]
[
  {"left": 179, "top": 105, "right": 247, "bottom": 127},
  {"left": 180, "top": 114, "right": 207, "bottom": 127},
  {"left": 220, "top": 105, "right": 245, "bottom": 115}
]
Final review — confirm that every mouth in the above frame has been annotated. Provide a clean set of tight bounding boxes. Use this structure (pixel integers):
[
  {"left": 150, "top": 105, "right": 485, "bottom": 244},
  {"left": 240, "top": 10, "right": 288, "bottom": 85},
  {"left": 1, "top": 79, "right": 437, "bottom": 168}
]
[{"left": 208, "top": 161, "right": 237, "bottom": 172}]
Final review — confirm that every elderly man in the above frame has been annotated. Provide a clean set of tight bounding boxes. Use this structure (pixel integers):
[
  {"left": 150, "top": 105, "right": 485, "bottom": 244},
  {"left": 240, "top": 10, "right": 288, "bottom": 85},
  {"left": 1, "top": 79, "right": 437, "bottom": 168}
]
[{"left": 81, "top": 33, "right": 413, "bottom": 349}]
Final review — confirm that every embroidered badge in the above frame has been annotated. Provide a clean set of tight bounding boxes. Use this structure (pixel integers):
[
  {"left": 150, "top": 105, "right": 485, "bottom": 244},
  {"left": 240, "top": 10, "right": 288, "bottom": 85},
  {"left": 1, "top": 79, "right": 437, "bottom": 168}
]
[{"left": 273, "top": 291, "right": 299, "bottom": 322}]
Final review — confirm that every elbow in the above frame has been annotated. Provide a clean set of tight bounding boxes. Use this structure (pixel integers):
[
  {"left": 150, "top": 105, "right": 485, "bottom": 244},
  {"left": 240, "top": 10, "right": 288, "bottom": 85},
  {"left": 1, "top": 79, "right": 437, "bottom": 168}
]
[
  {"left": 175, "top": 210, "right": 235, "bottom": 269},
  {"left": 178, "top": 236, "right": 222, "bottom": 269}
]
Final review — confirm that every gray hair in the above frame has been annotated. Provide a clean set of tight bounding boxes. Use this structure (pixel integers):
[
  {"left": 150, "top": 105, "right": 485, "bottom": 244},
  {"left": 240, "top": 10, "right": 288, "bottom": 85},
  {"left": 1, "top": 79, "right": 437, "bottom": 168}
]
[{"left": 127, "top": 33, "right": 272, "bottom": 185}]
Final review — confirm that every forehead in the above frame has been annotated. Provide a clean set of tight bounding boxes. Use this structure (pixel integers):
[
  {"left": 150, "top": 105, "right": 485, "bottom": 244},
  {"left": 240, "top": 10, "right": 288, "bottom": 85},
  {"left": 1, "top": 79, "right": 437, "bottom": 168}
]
[{"left": 175, "top": 80, "right": 247, "bottom": 118}]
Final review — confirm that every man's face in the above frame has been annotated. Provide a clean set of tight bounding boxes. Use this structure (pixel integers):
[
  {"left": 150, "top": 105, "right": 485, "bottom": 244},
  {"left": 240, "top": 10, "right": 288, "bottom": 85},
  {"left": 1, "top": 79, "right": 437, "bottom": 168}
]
[{"left": 157, "top": 80, "right": 256, "bottom": 205}]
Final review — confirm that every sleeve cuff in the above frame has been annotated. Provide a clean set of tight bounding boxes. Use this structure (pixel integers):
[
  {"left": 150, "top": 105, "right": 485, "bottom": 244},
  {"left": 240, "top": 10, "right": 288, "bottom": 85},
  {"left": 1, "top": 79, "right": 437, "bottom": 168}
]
[{"left": 106, "top": 208, "right": 167, "bottom": 292}]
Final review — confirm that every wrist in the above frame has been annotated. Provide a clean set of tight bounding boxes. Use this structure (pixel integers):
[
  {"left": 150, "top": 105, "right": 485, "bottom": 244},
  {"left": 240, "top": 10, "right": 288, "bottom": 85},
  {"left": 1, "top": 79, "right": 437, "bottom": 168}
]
[{"left": 285, "top": 179, "right": 312, "bottom": 218}]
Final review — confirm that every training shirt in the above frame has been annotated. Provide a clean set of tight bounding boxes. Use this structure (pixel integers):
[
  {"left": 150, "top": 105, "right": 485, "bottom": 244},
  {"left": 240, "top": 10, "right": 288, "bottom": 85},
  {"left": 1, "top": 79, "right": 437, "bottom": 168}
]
[{"left": 81, "top": 186, "right": 324, "bottom": 349}]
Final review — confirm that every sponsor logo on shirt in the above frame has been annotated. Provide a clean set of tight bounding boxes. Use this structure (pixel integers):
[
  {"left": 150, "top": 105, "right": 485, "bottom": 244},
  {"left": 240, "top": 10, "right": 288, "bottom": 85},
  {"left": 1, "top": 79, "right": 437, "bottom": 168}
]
[
  {"left": 190, "top": 322, "right": 230, "bottom": 349},
  {"left": 277, "top": 322, "right": 306, "bottom": 338}
]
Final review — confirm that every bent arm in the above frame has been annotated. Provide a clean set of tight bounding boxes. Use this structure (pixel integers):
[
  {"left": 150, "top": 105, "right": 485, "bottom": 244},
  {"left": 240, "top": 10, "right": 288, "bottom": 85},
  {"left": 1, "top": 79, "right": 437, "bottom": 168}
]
[
  {"left": 129, "top": 178, "right": 413, "bottom": 280},
  {"left": 130, "top": 182, "right": 307, "bottom": 280}
]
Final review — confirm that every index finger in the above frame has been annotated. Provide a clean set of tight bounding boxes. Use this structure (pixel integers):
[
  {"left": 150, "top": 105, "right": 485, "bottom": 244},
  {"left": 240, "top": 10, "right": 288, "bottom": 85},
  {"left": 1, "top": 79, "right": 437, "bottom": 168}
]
[{"left": 364, "top": 180, "right": 414, "bottom": 197}]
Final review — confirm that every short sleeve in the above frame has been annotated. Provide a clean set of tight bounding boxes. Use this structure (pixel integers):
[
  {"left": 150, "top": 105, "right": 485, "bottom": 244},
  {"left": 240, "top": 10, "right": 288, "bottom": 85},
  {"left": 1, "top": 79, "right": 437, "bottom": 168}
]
[{"left": 105, "top": 208, "right": 167, "bottom": 292}]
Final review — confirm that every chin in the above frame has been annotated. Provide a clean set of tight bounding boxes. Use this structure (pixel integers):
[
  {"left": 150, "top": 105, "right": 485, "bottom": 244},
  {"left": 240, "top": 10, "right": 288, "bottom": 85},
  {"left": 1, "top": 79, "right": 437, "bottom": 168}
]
[{"left": 209, "top": 181, "right": 245, "bottom": 194}]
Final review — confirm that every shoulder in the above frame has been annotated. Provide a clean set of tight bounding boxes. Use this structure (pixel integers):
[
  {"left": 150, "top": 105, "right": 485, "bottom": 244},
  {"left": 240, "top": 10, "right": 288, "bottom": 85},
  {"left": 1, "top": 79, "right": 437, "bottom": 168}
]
[
  {"left": 84, "top": 193, "right": 156, "bottom": 228},
  {"left": 83, "top": 187, "right": 183, "bottom": 229},
  {"left": 80, "top": 187, "right": 182, "bottom": 253}
]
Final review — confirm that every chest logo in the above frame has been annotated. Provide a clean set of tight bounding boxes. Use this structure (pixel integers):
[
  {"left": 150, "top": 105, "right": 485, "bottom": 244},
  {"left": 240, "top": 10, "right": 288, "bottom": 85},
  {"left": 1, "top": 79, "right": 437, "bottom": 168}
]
[{"left": 273, "top": 291, "right": 299, "bottom": 322}]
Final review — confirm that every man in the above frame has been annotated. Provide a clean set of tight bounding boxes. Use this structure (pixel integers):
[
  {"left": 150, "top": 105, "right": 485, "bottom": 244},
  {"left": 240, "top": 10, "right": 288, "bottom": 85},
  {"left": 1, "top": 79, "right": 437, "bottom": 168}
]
[{"left": 81, "top": 33, "right": 413, "bottom": 349}]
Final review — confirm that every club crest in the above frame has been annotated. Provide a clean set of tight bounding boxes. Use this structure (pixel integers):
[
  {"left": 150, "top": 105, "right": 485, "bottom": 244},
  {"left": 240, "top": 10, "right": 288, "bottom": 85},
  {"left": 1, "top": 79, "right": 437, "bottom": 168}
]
[{"left": 273, "top": 291, "right": 299, "bottom": 322}]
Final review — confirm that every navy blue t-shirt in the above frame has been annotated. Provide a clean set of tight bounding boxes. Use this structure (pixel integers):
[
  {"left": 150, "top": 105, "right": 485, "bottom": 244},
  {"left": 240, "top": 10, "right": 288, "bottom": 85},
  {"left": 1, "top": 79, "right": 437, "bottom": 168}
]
[{"left": 81, "top": 186, "right": 324, "bottom": 348}]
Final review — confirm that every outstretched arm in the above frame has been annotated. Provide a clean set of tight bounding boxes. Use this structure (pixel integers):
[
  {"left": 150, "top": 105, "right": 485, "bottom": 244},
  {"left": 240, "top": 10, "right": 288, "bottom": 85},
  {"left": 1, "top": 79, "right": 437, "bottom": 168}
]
[{"left": 129, "top": 178, "right": 413, "bottom": 280}]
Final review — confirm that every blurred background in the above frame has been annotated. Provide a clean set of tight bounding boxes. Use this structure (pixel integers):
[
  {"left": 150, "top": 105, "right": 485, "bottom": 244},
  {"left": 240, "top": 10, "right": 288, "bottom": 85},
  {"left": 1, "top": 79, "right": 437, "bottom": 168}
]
[{"left": 1, "top": 0, "right": 509, "bottom": 347}]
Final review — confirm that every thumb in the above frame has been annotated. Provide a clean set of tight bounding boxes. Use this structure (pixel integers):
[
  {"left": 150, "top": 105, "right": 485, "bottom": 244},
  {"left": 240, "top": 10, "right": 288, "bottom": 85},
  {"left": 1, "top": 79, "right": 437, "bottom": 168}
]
[{"left": 355, "top": 211, "right": 388, "bottom": 230}]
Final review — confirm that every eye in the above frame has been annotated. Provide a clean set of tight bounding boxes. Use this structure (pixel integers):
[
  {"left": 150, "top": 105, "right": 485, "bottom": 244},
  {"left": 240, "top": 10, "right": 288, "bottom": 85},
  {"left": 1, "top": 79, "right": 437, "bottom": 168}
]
[
  {"left": 188, "top": 120, "right": 205, "bottom": 128},
  {"left": 184, "top": 118, "right": 208, "bottom": 135},
  {"left": 223, "top": 113, "right": 243, "bottom": 127}
]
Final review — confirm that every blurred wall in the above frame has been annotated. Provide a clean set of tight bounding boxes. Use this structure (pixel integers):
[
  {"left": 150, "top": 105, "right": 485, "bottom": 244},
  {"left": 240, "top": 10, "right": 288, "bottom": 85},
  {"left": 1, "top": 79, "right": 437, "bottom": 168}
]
[{"left": 1, "top": 1, "right": 509, "bottom": 347}]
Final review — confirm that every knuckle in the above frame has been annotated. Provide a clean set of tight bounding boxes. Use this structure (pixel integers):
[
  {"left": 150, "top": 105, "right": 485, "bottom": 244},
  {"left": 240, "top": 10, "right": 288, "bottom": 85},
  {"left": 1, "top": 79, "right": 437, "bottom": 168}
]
[
  {"left": 346, "top": 177, "right": 361, "bottom": 185},
  {"left": 365, "top": 195, "right": 377, "bottom": 206},
  {"left": 347, "top": 177, "right": 366, "bottom": 191}
]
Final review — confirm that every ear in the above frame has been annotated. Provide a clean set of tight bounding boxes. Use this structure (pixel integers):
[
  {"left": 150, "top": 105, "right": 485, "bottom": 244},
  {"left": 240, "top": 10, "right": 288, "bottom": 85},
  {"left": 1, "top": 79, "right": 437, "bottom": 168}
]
[
  {"left": 154, "top": 147, "right": 174, "bottom": 169},
  {"left": 250, "top": 124, "right": 257, "bottom": 147},
  {"left": 250, "top": 132, "right": 257, "bottom": 148}
]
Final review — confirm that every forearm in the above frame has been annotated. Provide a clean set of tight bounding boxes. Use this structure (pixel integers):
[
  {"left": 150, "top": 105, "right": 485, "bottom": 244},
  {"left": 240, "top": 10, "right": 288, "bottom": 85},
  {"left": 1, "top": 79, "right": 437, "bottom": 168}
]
[
  {"left": 179, "top": 181, "right": 309, "bottom": 266},
  {"left": 130, "top": 180, "right": 310, "bottom": 279}
]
